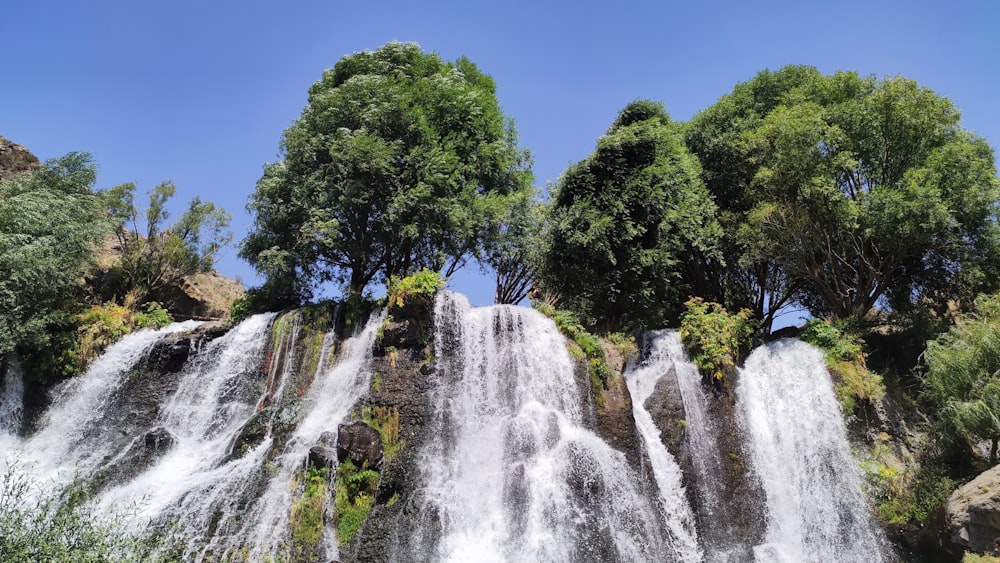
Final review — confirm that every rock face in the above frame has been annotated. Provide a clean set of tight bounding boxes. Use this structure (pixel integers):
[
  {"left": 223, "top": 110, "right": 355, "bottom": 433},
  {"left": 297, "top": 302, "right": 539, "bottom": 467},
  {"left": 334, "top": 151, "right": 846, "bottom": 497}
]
[
  {"left": 157, "top": 270, "right": 245, "bottom": 320},
  {"left": 0, "top": 135, "right": 40, "bottom": 181},
  {"left": 337, "top": 421, "right": 383, "bottom": 469},
  {"left": 943, "top": 464, "right": 1000, "bottom": 555}
]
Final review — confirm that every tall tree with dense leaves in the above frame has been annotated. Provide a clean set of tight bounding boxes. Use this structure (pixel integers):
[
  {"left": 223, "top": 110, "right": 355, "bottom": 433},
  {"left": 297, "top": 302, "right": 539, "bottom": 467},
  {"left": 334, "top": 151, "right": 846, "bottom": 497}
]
[
  {"left": 685, "top": 65, "right": 821, "bottom": 333},
  {"left": 747, "top": 71, "right": 1000, "bottom": 321},
  {"left": 0, "top": 153, "right": 107, "bottom": 356},
  {"left": 241, "top": 42, "right": 533, "bottom": 304},
  {"left": 689, "top": 67, "right": 1000, "bottom": 326},
  {"left": 539, "top": 100, "right": 721, "bottom": 332}
]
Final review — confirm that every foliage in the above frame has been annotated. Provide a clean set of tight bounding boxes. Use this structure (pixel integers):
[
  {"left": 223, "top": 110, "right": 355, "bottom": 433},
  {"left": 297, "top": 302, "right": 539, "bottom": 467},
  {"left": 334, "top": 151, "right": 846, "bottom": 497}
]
[
  {"left": 289, "top": 466, "right": 327, "bottom": 557},
  {"left": 863, "top": 448, "right": 958, "bottom": 527},
  {"left": 685, "top": 66, "right": 821, "bottom": 333},
  {"left": 75, "top": 294, "right": 173, "bottom": 371},
  {"left": 387, "top": 268, "right": 444, "bottom": 311},
  {"left": 799, "top": 318, "right": 884, "bottom": 413},
  {"left": 963, "top": 552, "right": 998, "bottom": 563},
  {"left": 334, "top": 460, "right": 378, "bottom": 547},
  {"left": 923, "top": 293, "right": 1000, "bottom": 464},
  {"left": 0, "top": 466, "right": 158, "bottom": 562},
  {"left": 241, "top": 41, "right": 533, "bottom": 302},
  {"left": 483, "top": 189, "right": 545, "bottom": 304},
  {"left": 539, "top": 100, "right": 722, "bottom": 333},
  {"left": 679, "top": 297, "right": 755, "bottom": 382},
  {"left": 690, "top": 67, "right": 1000, "bottom": 325},
  {"left": 100, "top": 181, "right": 232, "bottom": 306},
  {"left": 533, "top": 302, "right": 612, "bottom": 394},
  {"left": 0, "top": 153, "right": 108, "bottom": 358},
  {"left": 360, "top": 405, "right": 404, "bottom": 464},
  {"left": 688, "top": 67, "right": 1000, "bottom": 329}
]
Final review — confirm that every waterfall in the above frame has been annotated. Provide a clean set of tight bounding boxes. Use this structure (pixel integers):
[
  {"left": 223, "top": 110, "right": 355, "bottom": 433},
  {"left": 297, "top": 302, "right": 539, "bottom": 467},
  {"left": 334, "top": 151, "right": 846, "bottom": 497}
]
[
  {"left": 628, "top": 329, "right": 747, "bottom": 562},
  {"left": 407, "top": 292, "right": 696, "bottom": 562},
  {"left": 94, "top": 312, "right": 278, "bottom": 554},
  {"left": 1, "top": 320, "right": 202, "bottom": 485},
  {"left": 1, "top": 353, "right": 24, "bottom": 436},
  {"left": 242, "top": 310, "right": 383, "bottom": 562},
  {"left": 737, "top": 339, "right": 885, "bottom": 562}
]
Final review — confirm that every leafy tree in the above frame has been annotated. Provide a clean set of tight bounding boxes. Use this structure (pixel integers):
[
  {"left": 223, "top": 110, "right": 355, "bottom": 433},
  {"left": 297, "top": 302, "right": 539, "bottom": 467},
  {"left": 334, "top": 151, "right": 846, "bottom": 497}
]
[
  {"left": 923, "top": 293, "right": 1000, "bottom": 465},
  {"left": 538, "top": 100, "right": 721, "bottom": 332},
  {"left": 241, "top": 42, "right": 533, "bottom": 305},
  {"left": 685, "top": 66, "right": 821, "bottom": 333},
  {"left": 0, "top": 153, "right": 107, "bottom": 357},
  {"left": 100, "top": 181, "right": 232, "bottom": 306},
  {"left": 483, "top": 189, "right": 544, "bottom": 305},
  {"left": 691, "top": 67, "right": 1000, "bottom": 325}
]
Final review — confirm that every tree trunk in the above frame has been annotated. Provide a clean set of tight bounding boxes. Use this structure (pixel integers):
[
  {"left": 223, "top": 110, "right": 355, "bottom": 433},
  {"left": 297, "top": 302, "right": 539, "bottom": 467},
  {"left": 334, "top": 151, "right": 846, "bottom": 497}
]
[{"left": 990, "top": 435, "right": 998, "bottom": 467}]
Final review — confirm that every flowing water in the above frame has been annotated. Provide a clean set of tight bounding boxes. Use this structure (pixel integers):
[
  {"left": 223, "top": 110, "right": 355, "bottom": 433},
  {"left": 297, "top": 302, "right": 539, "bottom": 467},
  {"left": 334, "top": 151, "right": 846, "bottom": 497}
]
[
  {"left": 407, "top": 292, "right": 699, "bottom": 562},
  {"left": 1, "top": 320, "right": 202, "bottom": 486},
  {"left": 628, "top": 330, "right": 747, "bottom": 562},
  {"left": 94, "top": 312, "right": 278, "bottom": 559},
  {"left": 0, "top": 294, "right": 893, "bottom": 562},
  {"left": 737, "top": 338, "right": 885, "bottom": 562}
]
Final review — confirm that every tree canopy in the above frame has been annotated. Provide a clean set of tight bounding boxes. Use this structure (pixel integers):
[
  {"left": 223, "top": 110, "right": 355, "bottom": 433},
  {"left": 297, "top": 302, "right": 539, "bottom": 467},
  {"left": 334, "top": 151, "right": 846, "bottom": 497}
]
[
  {"left": 0, "top": 153, "right": 107, "bottom": 356},
  {"left": 538, "top": 100, "right": 721, "bottom": 332},
  {"left": 100, "top": 181, "right": 232, "bottom": 306},
  {"left": 687, "top": 67, "right": 1000, "bottom": 328},
  {"left": 241, "top": 41, "right": 533, "bottom": 304}
]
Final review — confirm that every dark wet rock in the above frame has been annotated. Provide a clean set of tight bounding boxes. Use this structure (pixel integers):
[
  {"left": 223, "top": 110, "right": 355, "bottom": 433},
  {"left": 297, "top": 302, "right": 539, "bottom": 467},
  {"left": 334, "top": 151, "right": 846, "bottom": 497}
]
[
  {"left": 337, "top": 421, "right": 383, "bottom": 469},
  {"left": 309, "top": 444, "right": 339, "bottom": 470}
]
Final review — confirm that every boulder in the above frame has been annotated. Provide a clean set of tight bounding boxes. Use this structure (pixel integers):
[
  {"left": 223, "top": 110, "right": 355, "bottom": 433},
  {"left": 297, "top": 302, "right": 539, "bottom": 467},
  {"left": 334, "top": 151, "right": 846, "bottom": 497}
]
[
  {"left": 943, "top": 463, "right": 1000, "bottom": 554},
  {"left": 0, "top": 135, "right": 39, "bottom": 181},
  {"left": 337, "top": 421, "right": 383, "bottom": 469}
]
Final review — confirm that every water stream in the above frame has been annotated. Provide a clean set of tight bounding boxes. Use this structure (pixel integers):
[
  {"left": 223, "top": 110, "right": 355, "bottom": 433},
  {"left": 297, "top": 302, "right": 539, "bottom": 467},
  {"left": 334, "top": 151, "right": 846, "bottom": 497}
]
[
  {"left": 737, "top": 338, "right": 885, "bottom": 562},
  {"left": 407, "top": 292, "right": 699, "bottom": 562}
]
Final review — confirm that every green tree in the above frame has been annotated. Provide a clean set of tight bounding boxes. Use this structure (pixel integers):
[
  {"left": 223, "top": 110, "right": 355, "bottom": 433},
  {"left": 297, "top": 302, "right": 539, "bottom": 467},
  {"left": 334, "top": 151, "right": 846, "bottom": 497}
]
[
  {"left": 689, "top": 67, "right": 1000, "bottom": 325},
  {"left": 923, "top": 293, "right": 1000, "bottom": 465},
  {"left": 538, "top": 100, "right": 721, "bottom": 332},
  {"left": 100, "top": 181, "right": 232, "bottom": 306},
  {"left": 0, "top": 153, "right": 107, "bottom": 357},
  {"left": 484, "top": 189, "right": 544, "bottom": 305},
  {"left": 241, "top": 42, "right": 533, "bottom": 305},
  {"left": 685, "top": 66, "right": 821, "bottom": 333}
]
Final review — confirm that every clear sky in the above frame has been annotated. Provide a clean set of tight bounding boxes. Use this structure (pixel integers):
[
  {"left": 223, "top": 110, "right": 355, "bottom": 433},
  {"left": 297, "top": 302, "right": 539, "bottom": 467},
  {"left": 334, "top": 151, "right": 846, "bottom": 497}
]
[{"left": 2, "top": 0, "right": 998, "bottom": 309}]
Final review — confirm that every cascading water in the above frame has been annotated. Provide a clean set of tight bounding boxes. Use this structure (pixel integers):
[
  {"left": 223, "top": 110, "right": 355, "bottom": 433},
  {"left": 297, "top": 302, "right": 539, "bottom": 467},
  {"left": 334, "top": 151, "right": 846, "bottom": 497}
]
[
  {"left": 0, "top": 353, "right": 24, "bottom": 437},
  {"left": 1, "top": 320, "right": 202, "bottom": 486},
  {"left": 406, "top": 292, "right": 700, "bottom": 562},
  {"left": 94, "top": 312, "right": 278, "bottom": 558},
  {"left": 737, "top": 339, "right": 885, "bottom": 562},
  {"left": 242, "top": 311, "right": 383, "bottom": 562},
  {"left": 628, "top": 329, "right": 750, "bottom": 562}
]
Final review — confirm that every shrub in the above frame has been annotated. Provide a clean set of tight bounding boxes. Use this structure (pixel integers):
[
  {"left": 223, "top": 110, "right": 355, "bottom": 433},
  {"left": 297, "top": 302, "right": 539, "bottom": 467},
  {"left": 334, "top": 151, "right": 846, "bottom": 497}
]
[
  {"left": 74, "top": 294, "right": 174, "bottom": 371},
  {"left": 334, "top": 460, "right": 378, "bottom": 547},
  {"left": 799, "top": 318, "right": 885, "bottom": 413},
  {"left": 0, "top": 466, "right": 158, "bottom": 562},
  {"left": 679, "top": 297, "right": 755, "bottom": 382},
  {"left": 289, "top": 466, "right": 328, "bottom": 557},
  {"left": 387, "top": 269, "right": 444, "bottom": 311}
]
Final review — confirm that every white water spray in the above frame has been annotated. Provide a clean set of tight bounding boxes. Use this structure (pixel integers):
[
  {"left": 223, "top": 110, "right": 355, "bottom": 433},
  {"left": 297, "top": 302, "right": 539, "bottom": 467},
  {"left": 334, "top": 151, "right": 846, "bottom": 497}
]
[
  {"left": 410, "top": 292, "right": 696, "bottom": 562},
  {"left": 737, "top": 339, "right": 885, "bottom": 562},
  {"left": 2, "top": 320, "right": 201, "bottom": 483},
  {"left": 625, "top": 331, "right": 704, "bottom": 562},
  {"left": 244, "top": 311, "right": 383, "bottom": 562}
]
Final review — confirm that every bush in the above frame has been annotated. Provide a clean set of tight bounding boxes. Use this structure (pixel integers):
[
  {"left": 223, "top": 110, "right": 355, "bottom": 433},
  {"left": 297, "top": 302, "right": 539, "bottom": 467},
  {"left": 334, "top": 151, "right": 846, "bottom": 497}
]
[
  {"left": 679, "top": 297, "right": 756, "bottom": 382},
  {"left": 289, "top": 466, "right": 328, "bottom": 557},
  {"left": 387, "top": 269, "right": 444, "bottom": 311},
  {"left": 0, "top": 466, "right": 157, "bottom": 562},
  {"left": 799, "top": 318, "right": 885, "bottom": 413},
  {"left": 334, "top": 460, "right": 378, "bottom": 547},
  {"left": 74, "top": 295, "right": 173, "bottom": 371}
]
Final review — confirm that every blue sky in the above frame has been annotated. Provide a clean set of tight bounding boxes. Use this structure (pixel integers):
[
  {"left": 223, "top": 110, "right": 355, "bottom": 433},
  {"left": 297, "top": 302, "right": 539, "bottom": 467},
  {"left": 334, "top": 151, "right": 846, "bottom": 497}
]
[{"left": 2, "top": 0, "right": 998, "bottom": 312}]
